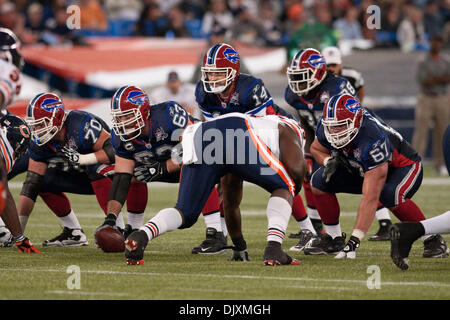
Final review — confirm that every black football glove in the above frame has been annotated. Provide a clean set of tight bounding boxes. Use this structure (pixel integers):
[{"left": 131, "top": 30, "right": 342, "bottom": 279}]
[
  {"left": 335, "top": 236, "right": 360, "bottom": 259},
  {"left": 60, "top": 146, "right": 81, "bottom": 165},
  {"left": 134, "top": 161, "right": 168, "bottom": 183},
  {"left": 229, "top": 249, "right": 251, "bottom": 261},
  {"left": 94, "top": 213, "right": 118, "bottom": 242},
  {"left": 323, "top": 151, "right": 353, "bottom": 183}
]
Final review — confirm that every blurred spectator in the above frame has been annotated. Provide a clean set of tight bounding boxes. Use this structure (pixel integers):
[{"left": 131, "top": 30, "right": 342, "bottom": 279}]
[
  {"left": 228, "top": 0, "right": 258, "bottom": 17},
  {"left": 135, "top": 3, "right": 167, "bottom": 36},
  {"left": 178, "top": 0, "right": 206, "bottom": 20},
  {"left": 201, "top": 0, "right": 233, "bottom": 37},
  {"left": 0, "top": 1, "right": 37, "bottom": 44},
  {"left": 330, "top": 0, "right": 350, "bottom": 22},
  {"left": 164, "top": 5, "right": 191, "bottom": 38},
  {"left": 25, "top": 2, "right": 46, "bottom": 35},
  {"left": 412, "top": 34, "right": 450, "bottom": 175},
  {"left": 104, "top": 0, "right": 143, "bottom": 21},
  {"left": 156, "top": 0, "right": 182, "bottom": 14},
  {"left": 333, "top": 5, "right": 363, "bottom": 40},
  {"left": 358, "top": 0, "right": 378, "bottom": 41},
  {"left": 424, "top": 0, "right": 444, "bottom": 38},
  {"left": 397, "top": 6, "right": 427, "bottom": 52},
  {"left": 283, "top": 2, "right": 305, "bottom": 36},
  {"left": 381, "top": 3, "right": 402, "bottom": 34},
  {"left": 79, "top": 0, "right": 108, "bottom": 31},
  {"left": 43, "top": 5, "right": 88, "bottom": 46},
  {"left": 258, "top": 0, "right": 285, "bottom": 46},
  {"left": 229, "top": 6, "right": 262, "bottom": 45},
  {"left": 286, "top": 2, "right": 338, "bottom": 62},
  {"left": 151, "top": 71, "right": 200, "bottom": 119}
]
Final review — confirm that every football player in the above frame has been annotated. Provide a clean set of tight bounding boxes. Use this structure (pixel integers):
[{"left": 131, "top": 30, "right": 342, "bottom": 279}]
[
  {"left": 310, "top": 93, "right": 448, "bottom": 259},
  {"left": 321, "top": 46, "right": 393, "bottom": 240},
  {"left": 18, "top": 93, "right": 148, "bottom": 245},
  {"left": 284, "top": 48, "right": 391, "bottom": 253},
  {"left": 195, "top": 43, "right": 315, "bottom": 253},
  {"left": 95, "top": 86, "right": 222, "bottom": 250},
  {"left": 124, "top": 112, "right": 307, "bottom": 266},
  {"left": 390, "top": 211, "right": 450, "bottom": 270},
  {"left": 0, "top": 113, "right": 40, "bottom": 253}
]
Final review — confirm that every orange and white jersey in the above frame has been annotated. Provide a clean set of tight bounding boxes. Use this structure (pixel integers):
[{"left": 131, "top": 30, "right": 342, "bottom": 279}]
[
  {"left": 0, "top": 59, "right": 21, "bottom": 109},
  {"left": 0, "top": 126, "right": 14, "bottom": 173}
]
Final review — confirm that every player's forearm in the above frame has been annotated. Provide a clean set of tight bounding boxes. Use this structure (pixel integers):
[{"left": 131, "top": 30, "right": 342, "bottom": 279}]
[
  {"left": 2, "top": 189, "right": 24, "bottom": 237},
  {"left": 353, "top": 197, "right": 379, "bottom": 238},
  {"left": 107, "top": 172, "right": 132, "bottom": 216},
  {"left": 310, "top": 140, "right": 330, "bottom": 166},
  {"left": 166, "top": 158, "right": 180, "bottom": 173}
]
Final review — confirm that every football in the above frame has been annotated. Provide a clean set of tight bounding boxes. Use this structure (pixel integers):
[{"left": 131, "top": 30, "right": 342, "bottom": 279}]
[{"left": 95, "top": 226, "right": 125, "bottom": 253}]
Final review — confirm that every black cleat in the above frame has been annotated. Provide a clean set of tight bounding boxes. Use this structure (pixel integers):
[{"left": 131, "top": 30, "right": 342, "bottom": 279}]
[
  {"left": 368, "top": 219, "right": 392, "bottom": 241},
  {"left": 289, "top": 229, "right": 317, "bottom": 252},
  {"left": 191, "top": 227, "right": 228, "bottom": 254},
  {"left": 288, "top": 230, "right": 303, "bottom": 239},
  {"left": 43, "top": 227, "right": 88, "bottom": 247},
  {"left": 125, "top": 230, "right": 148, "bottom": 265},
  {"left": 263, "top": 241, "right": 301, "bottom": 265},
  {"left": 389, "top": 224, "right": 413, "bottom": 270},
  {"left": 304, "top": 233, "right": 346, "bottom": 255},
  {"left": 423, "top": 234, "right": 450, "bottom": 258}
]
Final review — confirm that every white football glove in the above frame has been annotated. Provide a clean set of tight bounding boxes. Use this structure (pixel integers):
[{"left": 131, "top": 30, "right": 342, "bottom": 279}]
[{"left": 335, "top": 236, "right": 360, "bottom": 259}]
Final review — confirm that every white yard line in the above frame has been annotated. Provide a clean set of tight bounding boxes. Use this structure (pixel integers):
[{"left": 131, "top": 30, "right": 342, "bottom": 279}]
[
  {"left": 45, "top": 290, "right": 129, "bottom": 297},
  {"left": 2, "top": 268, "right": 450, "bottom": 288}
]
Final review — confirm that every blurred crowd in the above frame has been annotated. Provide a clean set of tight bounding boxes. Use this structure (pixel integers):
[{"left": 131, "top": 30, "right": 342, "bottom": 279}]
[{"left": 0, "top": 0, "right": 448, "bottom": 53}]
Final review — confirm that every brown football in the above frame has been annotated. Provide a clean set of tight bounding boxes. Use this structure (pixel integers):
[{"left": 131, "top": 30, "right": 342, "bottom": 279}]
[{"left": 95, "top": 226, "right": 125, "bottom": 253}]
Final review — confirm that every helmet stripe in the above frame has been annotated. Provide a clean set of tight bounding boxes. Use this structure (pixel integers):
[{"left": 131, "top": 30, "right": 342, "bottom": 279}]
[
  {"left": 207, "top": 44, "right": 222, "bottom": 65},
  {"left": 27, "top": 93, "right": 45, "bottom": 118},
  {"left": 112, "top": 86, "right": 127, "bottom": 110}
]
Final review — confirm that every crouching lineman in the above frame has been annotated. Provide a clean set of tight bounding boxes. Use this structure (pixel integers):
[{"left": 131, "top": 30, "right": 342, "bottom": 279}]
[
  {"left": 124, "top": 112, "right": 307, "bottom": 266},
  {"left": 309, "top": 93, "right": 448, "bottom": 259},
  {"left": 95, "top": 86, "right": 221, "bottom": 246},
  {"left": 0, "top": 113, "right": 40, "bottom": 253},
  {"left": 19, "top": 93, "right": 148, "bottom": 243}
]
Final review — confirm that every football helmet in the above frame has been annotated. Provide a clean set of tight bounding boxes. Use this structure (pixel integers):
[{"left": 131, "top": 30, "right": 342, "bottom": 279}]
[
  {"left": 0, "top": 112, "right": 30, "bottom": 161},
  {"left": 287, "top": 48, "right": 327, "bottom": 96},
  {"left": 0, "top": 28, "right": 24, "bottom": 71},
  {"left": 110, "top": 85, "right": 150, "bottom": 141},
  {"left": 322, "top": 94, "right": 363, "bottom": 149},
  {"left": 26, "top": 93, "right": 67, "bottom": 146},
  {"left": 201, "top": 43, "right": 240, "bottom": 94}
]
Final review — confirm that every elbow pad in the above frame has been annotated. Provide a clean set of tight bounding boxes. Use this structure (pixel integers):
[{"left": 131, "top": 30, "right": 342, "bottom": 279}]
[
  {"left": 20, "top": 171, "right": 44, "bottom": 202},
  {"left": 102, "top": 138, "right": 116, "bottom": 164},
  {"left": 108, "top": 172, "right": 132, "bottom": 205}
]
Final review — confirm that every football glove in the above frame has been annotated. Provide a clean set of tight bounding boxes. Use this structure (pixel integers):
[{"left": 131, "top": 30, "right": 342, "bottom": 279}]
[
  {"left": 323, "top": 151, "right": 353, "bottom": 183},
  {"left": 304, "top": 153, "right": 315, "bottom": 176},
  {"left": 229, "top": 249, "right": 251, "bottom": 261},
  {"left": 335, "top": 236, "right": 360, "bottom": 259},
  {"left": 14, "top": 235, "right": 41, "bottom": 253},
  {"left": 134, "top": 161, "right": 168, "bottom": 183},
  {"left": 94, "top": 213, "right": 117, "bottom": 240},
  {"left": 60, "top": 146, "right": 81, "bottom": 165}
]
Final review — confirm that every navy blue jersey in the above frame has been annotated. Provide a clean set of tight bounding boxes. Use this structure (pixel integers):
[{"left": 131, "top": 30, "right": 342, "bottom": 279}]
[
  {"left": 29, "top": 110, "right": 107, "bottom": 162},
  {"left": 195, "top": 73, "right": 278, "bottom": 120},
  {"left": 316, "top": 110, "right": 420, "bottom": 174},
  {"left": 112, "top": 101, "right": 189, "bottom": 164},
  {"left": 285, "top": 74, "right": 356, "bottom": 131}
]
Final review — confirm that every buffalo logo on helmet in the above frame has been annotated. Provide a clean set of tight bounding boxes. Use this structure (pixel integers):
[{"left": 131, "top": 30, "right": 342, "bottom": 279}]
[
  {"left": 307, "top": 54, "right": 326, "bottom": 69},
  {"left": 344, "top": 98, "right": 361, "bottom": 113},
  {"left": 127, "top": 90, "right": 150, "bottom": 106},
  {"left": 223, "top": 47, "right": 240, "bottom": 64},
  {"left": 41, "top": 97, "right": 64, "bottom": 112}
]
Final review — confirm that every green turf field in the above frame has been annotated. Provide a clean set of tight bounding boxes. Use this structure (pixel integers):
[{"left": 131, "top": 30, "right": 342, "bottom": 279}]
[{"left": 1, "top": 167, "right": 449, "bottom": 300}]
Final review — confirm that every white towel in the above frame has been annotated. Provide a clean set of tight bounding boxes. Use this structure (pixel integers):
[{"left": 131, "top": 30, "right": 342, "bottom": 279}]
[{"left": 181, "top": 122, "right": 202, "bottom": 165}]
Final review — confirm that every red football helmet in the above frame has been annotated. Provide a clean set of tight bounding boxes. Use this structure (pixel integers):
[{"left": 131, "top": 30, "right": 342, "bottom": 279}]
[
  {"left": 322, "top": 94, "right": 363, "bottom": 149},
  {"left": 26, "top": 93, "right": 67, "bottom": 146},
  {"left": 201, "top": 43, "right": 240, "bottom": 93},
  {"left": 110, "top": 85, "right": 151, "bottom": 141},
  {"left": 287, "top": 48, "right": 327, "bottom": 96}
]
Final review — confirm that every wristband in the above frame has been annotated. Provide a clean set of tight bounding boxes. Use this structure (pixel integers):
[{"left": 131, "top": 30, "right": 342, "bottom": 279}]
[
  {"left": 351, "top": 229, "right": 365, "bottom": 241},
  {"left": 323, "top": 156, "right": 331, "bottom": 166},
  {"left": 79, "top": 153, "right": 98, "bottom": 165}
]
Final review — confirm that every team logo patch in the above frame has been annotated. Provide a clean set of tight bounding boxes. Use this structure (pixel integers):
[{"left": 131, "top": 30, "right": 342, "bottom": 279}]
[
  {"left": 223, "top": 48, "right": 240, "bottom": 64},
  {"left": 344, "top": 98, "right": 361, "bottom": 113},
  {"left": 320, "top": 92, "right": 330, "bottom": 104},
  {"left": 155, "top": 127, "right": 168, "bottom": 142},
  {"left": 19, "top": 125, "right": 30, "bottom": 138},
  {"left": 353, "top": 148, "right": 361, "bottom": 160},
  {"left": 307, "top": 54, "right": 325, "bottom": 68},
  {"left": 127, "top": 91, "right": 149, "bottom": 106},
  {"left": 41, "top": 98, "right": 64, "bottom": 112}
]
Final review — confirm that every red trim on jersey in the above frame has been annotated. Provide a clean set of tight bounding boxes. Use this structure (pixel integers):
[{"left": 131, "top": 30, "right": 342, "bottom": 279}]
[
  {"left": 389, "top": 149, "right": 416, "bottom": 167},
  {"left": 396, "top": 161, "right": 421, "bottom": 206}
]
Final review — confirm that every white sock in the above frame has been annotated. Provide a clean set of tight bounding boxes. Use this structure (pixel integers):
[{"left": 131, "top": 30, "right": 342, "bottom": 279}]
[
  {"left": 203, "top": 211, "right": 221, "bottom": 232},
  {"left": 221, "top": 216, "right": 228, "bottom": 237},
  {"left": 375, "top": 207, "right": 391, "bottom": 221},
  {"left": 140, "top": 208, "right": 183, "bottom": 241},
  {"left": 0, "top": 217, "right": 5, "bottom": 227},
  {"left": 19, "top": 216, "right": 29, "bottom": 233},
  {"left": 116, "top": 212, "right": 125, "bottom": 230},
  {"left": 266, "top": 197, "right": 291, "bottom": 244},
  {"left": 298, "top": 217, "right": 317, "bottom": 236},
  {"left": 421, "top": 211, "right": 450, "bottom": 235},
  {"left": 59, "top": 210, "right": 82, "bottom": 230},
  {"left": 127, "top": 212, "right": 144, "bottom": 230},
  {"left": 307, "top": 206, "right": 321, "bottom": 220},
  {"left": 324, "top": 223, "right": 342, "bottom": 239}
]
